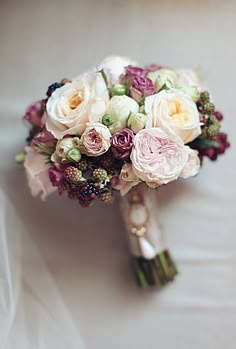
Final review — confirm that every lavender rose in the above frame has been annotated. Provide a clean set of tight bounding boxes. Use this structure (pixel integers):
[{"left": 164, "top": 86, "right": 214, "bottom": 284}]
[
  {"left": 130, "top": 76, "right": 155, "bottom": 102},
  {"left": 111, "top": 128, "right": 134, "bottom": 159}
]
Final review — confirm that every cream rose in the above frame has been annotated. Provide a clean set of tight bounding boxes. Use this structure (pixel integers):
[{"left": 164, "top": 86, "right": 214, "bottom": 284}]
[
  {"left": 107, "top": 95, "right": 139, "bottom": 134},
  {"left": 131, "top": 128, "right": 188, "bottom": 186},
  {"left": 51, "top": 136, "right": 80, "bottom": 162},
  {"left": 46, "top": 72, "right": 109, "bottom": 139},
  {"left": 112, "top": 163, "right": 140, "bottom": 196},
  {"left": 80, "top": 122, "right": 111, "bottom": 156},
  {"left": 145, "top": 89, "right": 201, "bottom": 144},
  {"left": 180, "top": 146, "right": 201, "bottom": 179},
  {"left": 24, "top": 147, "right": 56, "bottom": 200}
]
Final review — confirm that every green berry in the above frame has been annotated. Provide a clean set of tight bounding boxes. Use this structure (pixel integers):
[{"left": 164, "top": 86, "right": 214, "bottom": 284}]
[
  {"left": 77, "top": 158, "right": 88, "bottom": 171},
  {"left": 64, "top": 166, "right": 83, "bottom": 184},
  {"left": 100, "top": 189, "right": 114, "bottom": 204},
  {"left": 200, "top": 91, "right": 210, "bottom": 102},
  {"left": 204, "top": 102, "right": 215, "bottom": 114},
  {"left": 102, "top": 114, "right": 114, "bottom": 127},
  {"left": 92, "top": 168, "right": 108, "bottom": 182}
]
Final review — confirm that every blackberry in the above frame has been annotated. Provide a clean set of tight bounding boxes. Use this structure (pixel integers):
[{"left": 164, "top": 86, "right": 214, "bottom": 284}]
[
  {"left": 64, "top": 166, "right": 83, "bottom": 184},
  {"left": 46, "top": 82, "right": 63, "bottom": 97},
  {"left": 58, "top": 180, "right": 70, "bottom": 195},
  {"left": 78, "top": 180, "right": 100, "bottom": 200},
  {"left": 77, "top": 158, "right": 88, "bottom": 171},
  {"left": 98, "top": 150, "right": 113, "bottom": 169},
  {"left": 92, "top": 168, "right": 108, "bottom": 182},
  {"left": 100, "top": 189, "right": 114, "bottom": 204}
]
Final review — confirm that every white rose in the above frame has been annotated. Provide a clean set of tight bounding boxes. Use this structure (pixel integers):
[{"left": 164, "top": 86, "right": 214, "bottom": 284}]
[
  {"left": 180, "top": 146, "right": 201, "bottom": 179},
  {"left": 176, "top": 69, "right": 204, "bottom": 90},
  {"left": 80, "top": 122, "right": 111, "bottom": 156},
  {"left": 127, "top": 112, "right": 146, "bottom": 134},
  {"left": 46, "top": 71, "right": 109, "bottom": 139},
  {"left": 24, "top": 147, "right": 56, "bottom": 200},
  {"left": 51, "top": 136, "right": 80, "bottom": 162},
  {"left": 145, "top": 89, "right": 201, "bottom": 144},
  {"left": 98, "top": 56, "right": 137, "bottom": 85},
  {"left": 107, "top": 95, "right": 139, "bottom": 134}
]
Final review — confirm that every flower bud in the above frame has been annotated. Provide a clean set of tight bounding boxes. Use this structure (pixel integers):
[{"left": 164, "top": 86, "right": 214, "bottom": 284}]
[
  {"left": 51, "top": 136, "right": 80, "bottom": 162},
  {"left": 127, "top": 112, "right": 146, "bottom": 134},
  {"left": 15, "top": 152, "right": 26, "bottom": 164},
  {"left": 67, "top": 148, "right": 81, "bottom": 162},
  {"left": 111, "top": 83, "right": 127, "bottom": 96},
  {"left": 102, "top": 113, "right": 114, "bottom": 127},
  {"left": 177, "top": 84, "right": 200, "bottom": 102},
  {"left": 147, "top": 69, "right": 177, "bottom": 91}
]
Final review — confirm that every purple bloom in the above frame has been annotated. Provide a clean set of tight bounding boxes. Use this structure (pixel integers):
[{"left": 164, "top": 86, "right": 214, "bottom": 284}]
[
  {"left": 32, "top": 127, "right": 55, "bottom": 144},
  {"left": 23, "top": 100, "right": 45, "bottom": 127},
  {"left": 130, "top": 76, "right": 155, "bottom": 102},
  {"left": 125, "top": 65, "right": 146, "bottom": 78},
  {"left": 48, "top": 166, "right": 64, "bottom": 187},
  {"left": 111, "top": 128, "right": 134, "bottom": 160}
]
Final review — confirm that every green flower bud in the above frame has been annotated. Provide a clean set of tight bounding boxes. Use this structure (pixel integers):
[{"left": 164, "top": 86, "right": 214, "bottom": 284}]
[
  {"left": 147, "top": 69, "right": 177, "bottom": 92},
  {"left": 111, "top": 83, "right": 127, "bottom": 96},
  {"left": 102, "top": 113, "right": 114, "bottom": 127},
  {"left": 15, "top": 152, "right": 25, "bottom": 164},
  {"left": 67, "top": 148, "right": 81, "bottom": 162}
]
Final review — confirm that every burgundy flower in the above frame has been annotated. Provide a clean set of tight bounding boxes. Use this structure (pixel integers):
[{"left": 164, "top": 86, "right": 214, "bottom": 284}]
[
  {"left": 23, "top": 100, "right": 45, "bottom": 127},
  {"left": 130, "top": 76, "right": 155, "bottom": 102},
  {"left": 111, "top": 128, "right": 134, "bottom": 159},
  {"left": 48, "top": 166, "right": 65, "bottom": 187},
  {"left": 32, "top": 127, "right": 55, "bottom": 145},
  {"left": 213, "top": 111, "right": 224, "bottom": 122}
]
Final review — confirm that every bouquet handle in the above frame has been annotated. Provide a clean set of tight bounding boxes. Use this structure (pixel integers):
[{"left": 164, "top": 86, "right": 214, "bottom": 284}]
[{"left": 120, "top": 185, "right": 178, "bottom": 288}]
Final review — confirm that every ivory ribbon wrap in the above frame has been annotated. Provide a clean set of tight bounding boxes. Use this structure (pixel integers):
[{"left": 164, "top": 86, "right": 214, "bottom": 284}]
[{"left": 121, "top": 185, "right": 165, "bottom": 259}]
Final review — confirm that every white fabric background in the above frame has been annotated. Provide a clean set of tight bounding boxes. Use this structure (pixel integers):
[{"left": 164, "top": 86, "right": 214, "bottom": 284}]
[{"left": 0, "top": 0, "right": 235, "bottom": 348}]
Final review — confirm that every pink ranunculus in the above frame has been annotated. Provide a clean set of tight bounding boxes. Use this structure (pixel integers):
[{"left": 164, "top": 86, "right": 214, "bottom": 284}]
[
  {"left": 130, "top": 128, "right": 189, "bottom": 186},
  {"left": 111, "top": 128, "right": 134, "bottom": 159},
  {"left": 23, "top": 100, "right": 45, "bottom": 127},
  {"left": 112, "top": 162, "right": 140, "bottom": 196},
  {"left": 130, "top": 76, "right": 155, "bottom": 102},
  {"left": 80, "top": 123, "right": 111, "bottom": 156},
  {"left": 24, "top": 147, "right": 56, "bottom": 200}
]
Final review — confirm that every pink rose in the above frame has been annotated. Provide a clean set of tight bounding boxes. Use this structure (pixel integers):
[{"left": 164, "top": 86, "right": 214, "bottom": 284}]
[
  {"left": 112, "top": 163, "right": 140, "bottom": 196},
  {"left": 180, "top": 146, "right": 200, "bottom": 179},
  {"left": 130, "top": 128, "right": 188, "bottom": 186},
  {"left": 23, "top": 100, "right": 45, "bottom": 127},
  {"left": 120, "top": 65, "right": 146, "bottom": 86},
  {"left": 80, "top": 123, "right": 111, "bottom": 156},
  {"left": 130, "top": 76, "right": 155, "bottom": 102},
  {"left": 111, "top": 128, "right": 134, "bottom": 159},
  {"left": 31, "top": 127, "right": 55, "bottom": 145},
  {"left": 24, "top": 147, "right": 56, "bottom": 199}
]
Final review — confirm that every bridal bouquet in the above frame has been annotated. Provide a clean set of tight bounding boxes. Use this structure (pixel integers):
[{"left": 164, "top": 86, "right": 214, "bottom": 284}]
[{"left": 17, "top": 56, "right": 230, "bottom": 288}]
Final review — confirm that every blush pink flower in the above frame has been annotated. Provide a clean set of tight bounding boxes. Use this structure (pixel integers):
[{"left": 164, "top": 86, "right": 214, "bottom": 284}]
[
  {"left": 80, "top": 123, "right": 111, "bottom": 156},
  {"left": 24, "top": 147, "right": 56, "bottom": 199},
  {"left": 130, "top": 128, "right": 189, "bottom": 186},
  {"left": 23, "top": 100, "right": 45, "bottom": 127},
  {"left": 111, "top": 128, "right": 134, "bottom": 159},
  {"left": 112, "top": 162, "right": 140, "bottom": 196}
]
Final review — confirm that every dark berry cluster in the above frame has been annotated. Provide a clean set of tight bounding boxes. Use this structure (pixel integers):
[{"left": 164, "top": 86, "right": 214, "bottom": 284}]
[{"left": 46, "top": 82, "right": 63, "bottom": 97}]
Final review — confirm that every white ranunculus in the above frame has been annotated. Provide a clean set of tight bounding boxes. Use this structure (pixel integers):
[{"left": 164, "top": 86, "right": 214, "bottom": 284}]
[
  {"left": 180, "top": 146, "right": 201, "bottom": 179},
  {"left": 147, "top": 68, "right": 177, "bottom": 91},
  {"left": 107, "top": 95, "right": 139, "bottom": 134},
  {"left": 24, "top": 147, "right": 56, "bottom": 200},
  {"left": 51, "top": 136, "right": 80, "bottom": 162},
  {"left": 98, "top": 56, "right": 137, "bottom": 85},
  {"left": 145, "top": 89, "right": 201, "bottom": 144},
  {"left": 46, "top": 71, "right": 109, "bottom": 139}
]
